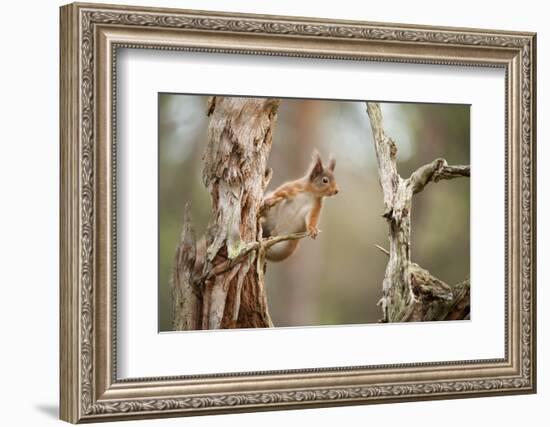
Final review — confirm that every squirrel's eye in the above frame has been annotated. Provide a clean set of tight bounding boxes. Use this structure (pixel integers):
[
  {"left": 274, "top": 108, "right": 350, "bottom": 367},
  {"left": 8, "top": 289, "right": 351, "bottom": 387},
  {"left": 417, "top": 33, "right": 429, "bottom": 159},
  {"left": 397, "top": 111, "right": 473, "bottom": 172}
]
[{"left": 322, "top": 177, "right": 329, "bottom": 184}]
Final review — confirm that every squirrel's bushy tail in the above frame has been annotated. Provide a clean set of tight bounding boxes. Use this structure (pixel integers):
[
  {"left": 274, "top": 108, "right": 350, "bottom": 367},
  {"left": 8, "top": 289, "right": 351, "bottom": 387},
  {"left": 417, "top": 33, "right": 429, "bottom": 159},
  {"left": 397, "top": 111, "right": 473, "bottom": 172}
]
[{"left": 265, "top": 240, "right": 299, "bottom": 262}]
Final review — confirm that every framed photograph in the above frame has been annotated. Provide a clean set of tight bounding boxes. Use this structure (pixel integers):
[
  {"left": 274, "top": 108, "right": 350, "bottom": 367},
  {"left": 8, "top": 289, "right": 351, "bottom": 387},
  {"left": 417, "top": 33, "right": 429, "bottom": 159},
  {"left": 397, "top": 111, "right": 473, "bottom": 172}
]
[{"left": 60, "top": 2, "right": 536, "bottom": 423}]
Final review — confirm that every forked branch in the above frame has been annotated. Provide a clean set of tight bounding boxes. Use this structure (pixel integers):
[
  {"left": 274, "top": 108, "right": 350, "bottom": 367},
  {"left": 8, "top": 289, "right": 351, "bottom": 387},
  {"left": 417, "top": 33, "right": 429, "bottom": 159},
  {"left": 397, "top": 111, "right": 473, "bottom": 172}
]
[{"left": 366, "top": 102, "right": 470, "bottom": 323}]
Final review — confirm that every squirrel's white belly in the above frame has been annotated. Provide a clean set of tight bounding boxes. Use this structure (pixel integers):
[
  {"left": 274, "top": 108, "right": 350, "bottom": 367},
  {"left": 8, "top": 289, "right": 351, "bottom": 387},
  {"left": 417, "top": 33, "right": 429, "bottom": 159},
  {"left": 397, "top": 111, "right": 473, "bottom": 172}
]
[{"left": 263, "top": 193, "right": 312, "bottom": 236}]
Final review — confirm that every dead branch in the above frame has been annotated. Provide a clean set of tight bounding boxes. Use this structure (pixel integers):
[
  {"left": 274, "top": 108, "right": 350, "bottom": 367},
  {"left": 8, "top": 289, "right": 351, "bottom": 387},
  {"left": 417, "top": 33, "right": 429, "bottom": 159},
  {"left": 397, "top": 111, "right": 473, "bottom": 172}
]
[
  {"left": 410, "top": 158, "right": 470, "bottom": 194},
  {"left": 366, "top": 102, "right": 470, "bottom": 323},
  {"left": 200, "top": 230, "right": 312, "bottom": 282}
]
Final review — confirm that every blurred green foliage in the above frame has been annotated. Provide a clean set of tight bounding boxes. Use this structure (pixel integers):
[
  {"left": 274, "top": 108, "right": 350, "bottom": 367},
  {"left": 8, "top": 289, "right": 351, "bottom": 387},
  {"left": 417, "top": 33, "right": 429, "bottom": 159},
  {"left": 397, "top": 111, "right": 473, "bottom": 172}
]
[{"left": 158, "top": 95, "right": 469, "bottom": 331}]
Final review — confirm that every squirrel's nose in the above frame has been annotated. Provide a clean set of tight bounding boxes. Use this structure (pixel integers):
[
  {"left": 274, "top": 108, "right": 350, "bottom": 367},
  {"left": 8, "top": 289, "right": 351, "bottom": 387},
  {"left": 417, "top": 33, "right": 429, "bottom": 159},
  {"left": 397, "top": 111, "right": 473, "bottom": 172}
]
[{"left": 334, "top": 187, "right": 339, "bottom": 195}]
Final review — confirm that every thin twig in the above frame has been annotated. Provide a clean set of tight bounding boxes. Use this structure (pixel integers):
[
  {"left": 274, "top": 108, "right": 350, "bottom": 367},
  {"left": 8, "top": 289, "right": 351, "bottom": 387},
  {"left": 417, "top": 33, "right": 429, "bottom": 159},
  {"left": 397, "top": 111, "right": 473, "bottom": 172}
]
[
  {"left": 199, "top": 231, "right": 312, "bottom": 282},
  {"left": 263, "top": 231, "right": 312, "bottom": 249},
  {"left": 375, "top": 244, "right": 390, "bottom": 257}
]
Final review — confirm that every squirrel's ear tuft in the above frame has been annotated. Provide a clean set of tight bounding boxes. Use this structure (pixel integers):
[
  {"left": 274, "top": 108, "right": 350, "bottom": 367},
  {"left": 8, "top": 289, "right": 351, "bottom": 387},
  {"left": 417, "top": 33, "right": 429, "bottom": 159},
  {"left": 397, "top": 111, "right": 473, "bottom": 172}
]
[
  {"left": 328, "top": 155, "right": 336, "bottom": 172},
  {"left": 309, "top": 150, "right": 324, "bottom": 179}
]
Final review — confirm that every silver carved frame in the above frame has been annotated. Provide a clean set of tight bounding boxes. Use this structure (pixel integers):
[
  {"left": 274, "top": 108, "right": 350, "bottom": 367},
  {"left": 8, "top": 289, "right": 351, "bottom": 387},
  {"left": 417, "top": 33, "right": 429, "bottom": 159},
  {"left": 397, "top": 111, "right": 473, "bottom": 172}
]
[{"left": 59, "top": 2, "right": 537, "bottom": 423}]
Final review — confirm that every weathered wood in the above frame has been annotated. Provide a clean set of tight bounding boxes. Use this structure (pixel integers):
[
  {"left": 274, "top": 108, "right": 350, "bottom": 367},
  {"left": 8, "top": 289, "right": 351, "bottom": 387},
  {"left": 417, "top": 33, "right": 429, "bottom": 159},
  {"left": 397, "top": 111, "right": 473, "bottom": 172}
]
[
  {"left": 410, "top": 158, "right": 470, "bottom": 195},
  {"left": 170, "top": 204, "right": 200, "bottom": 331},
  {"left": 366, "top": 102, "right": 470, "bottom": 323},
  {"left": 171, "top": 96, "right": 308, "bottom": 330}
]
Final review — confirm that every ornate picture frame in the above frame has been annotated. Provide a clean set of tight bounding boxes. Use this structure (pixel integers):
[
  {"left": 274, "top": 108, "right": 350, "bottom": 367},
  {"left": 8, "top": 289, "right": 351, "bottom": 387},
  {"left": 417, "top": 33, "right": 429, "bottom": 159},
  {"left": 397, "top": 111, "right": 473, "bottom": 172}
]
[{"left": 60, "top": 2, "right": 536, "bottom": 423}]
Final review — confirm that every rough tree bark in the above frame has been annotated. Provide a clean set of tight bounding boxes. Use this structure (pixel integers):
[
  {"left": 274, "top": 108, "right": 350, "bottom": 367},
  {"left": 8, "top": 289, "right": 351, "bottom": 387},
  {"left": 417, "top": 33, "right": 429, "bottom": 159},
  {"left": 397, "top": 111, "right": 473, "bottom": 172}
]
[
  {"left": 366, "top": 102, "right": 471, "bottom": 323},
  {"left": 170, "top": 97, "right": 278, "bottom": 330},
  {"left": 170, "top": 96, "right": 312, "bottom": 331}
]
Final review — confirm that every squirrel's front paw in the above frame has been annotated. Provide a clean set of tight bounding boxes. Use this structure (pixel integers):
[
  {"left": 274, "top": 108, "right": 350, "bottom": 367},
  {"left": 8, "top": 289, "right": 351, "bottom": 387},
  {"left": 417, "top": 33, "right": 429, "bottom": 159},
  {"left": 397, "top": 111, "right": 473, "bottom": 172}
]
[{"left": 308, "top": 227, "right": 320, "bottom": 239}]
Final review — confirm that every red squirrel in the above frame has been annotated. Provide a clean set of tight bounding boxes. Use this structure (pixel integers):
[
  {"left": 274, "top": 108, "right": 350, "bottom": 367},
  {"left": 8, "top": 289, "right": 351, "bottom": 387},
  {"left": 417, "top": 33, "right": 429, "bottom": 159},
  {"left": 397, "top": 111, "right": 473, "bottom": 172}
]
[{"left": 261, "top": 151, "right": 339, "bottom": 261}]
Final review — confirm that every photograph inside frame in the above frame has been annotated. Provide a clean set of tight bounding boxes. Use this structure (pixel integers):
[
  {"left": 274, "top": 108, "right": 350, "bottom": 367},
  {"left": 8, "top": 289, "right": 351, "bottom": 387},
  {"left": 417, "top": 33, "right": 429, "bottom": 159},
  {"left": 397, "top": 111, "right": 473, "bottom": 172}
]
[{"left": 158, "top": 94, "right": 470, "bottom": 332}]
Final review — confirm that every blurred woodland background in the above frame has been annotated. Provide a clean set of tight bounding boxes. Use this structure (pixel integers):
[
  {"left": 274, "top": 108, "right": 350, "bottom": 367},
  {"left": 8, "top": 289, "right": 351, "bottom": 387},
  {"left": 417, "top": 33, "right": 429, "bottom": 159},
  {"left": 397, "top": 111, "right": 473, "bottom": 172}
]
[{"left": 158, "top": 94, "right": 470, "bottom": 331}]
